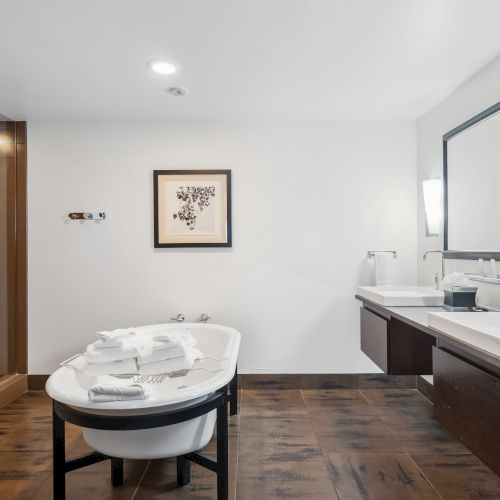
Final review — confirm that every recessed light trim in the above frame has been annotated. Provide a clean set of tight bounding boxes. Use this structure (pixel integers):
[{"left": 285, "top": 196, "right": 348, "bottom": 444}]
[{"left": 148, "top": 59, "right": 178, "bottom": 75}]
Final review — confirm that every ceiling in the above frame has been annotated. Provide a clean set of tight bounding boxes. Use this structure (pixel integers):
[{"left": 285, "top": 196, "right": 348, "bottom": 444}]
[{"left": 1, "top": 0, "right": 500, "bottom": 121}]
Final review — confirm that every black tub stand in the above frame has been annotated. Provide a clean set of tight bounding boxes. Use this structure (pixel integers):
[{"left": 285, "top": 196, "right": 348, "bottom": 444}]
[{"left": 52, "top": 371, "right": 238, "bottom": 500}]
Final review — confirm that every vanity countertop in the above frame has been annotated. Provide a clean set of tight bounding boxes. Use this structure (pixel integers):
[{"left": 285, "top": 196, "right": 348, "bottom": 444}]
[{"left": 356, "top": 294, "right": 500, "bottom": 369}]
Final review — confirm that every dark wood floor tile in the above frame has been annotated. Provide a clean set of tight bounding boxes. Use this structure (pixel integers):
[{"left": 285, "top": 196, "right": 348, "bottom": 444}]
[
  {"left": 0, "top": 451, "right": 52, "bottom": 500},
  {"left": 302, "top": 390, "right": 378, "bottom": 416},
  {"left": 359, "top": 374, "right": 416, "bottom": 390},
  {"left": 311, "top": 413, "right": 402, "bottom": 454},
  {"left": 237, "top": 453, "right": 338, "bottom": 499},
  {"left": 326, "top": 452, "right": 440, "bottom": 500},
  {"left": 0, "top": 420, "right": 81, "bottom": 452},
  {"left": 240, "top": 390, "right": 307, "bottom": 417},
  {"left": 0, "top": 450, "right": 52, "bottom": 473},
  {"left": 411, "top": 453, "right": 500, "bottom": 500},
  {"left": 0, "top": 473, "right": 49, "bottom": 500},
  {"left": 381, "top": 413, "right": 470, "bottom": 454},
  {"left": 361, "top": 389, "right": 433, "bottom": 417},
  {"left": 299, "top": 374, "right": 359, "bottom": 390},
  {"left": 242, "top": 374, "right": 300, "bottom": 390},
  {"left": 31, "top": 458, "right": 148, "bottom": 500},
  {"left": 239, "top": 416, "right": 320, "bottom": 457},
  {"left": 135, "top": 455, "right": 237, "bottom": 500}
]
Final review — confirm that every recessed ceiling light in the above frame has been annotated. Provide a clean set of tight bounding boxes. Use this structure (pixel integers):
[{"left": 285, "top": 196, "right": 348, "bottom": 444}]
[
  {"left": 148, "top": 59, "right": 178, "bottom": 75},
  {"left": 167, "top": 87, "right": 188, "bottom": 96}
]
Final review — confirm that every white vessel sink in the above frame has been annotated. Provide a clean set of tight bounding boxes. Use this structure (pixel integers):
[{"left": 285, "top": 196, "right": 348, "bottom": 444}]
[
  {"left": 357, "top": 286, "right": 444, "bottom": 307},
  {"left": 427, "top": 312, "right": 500, "bottom": 357}
]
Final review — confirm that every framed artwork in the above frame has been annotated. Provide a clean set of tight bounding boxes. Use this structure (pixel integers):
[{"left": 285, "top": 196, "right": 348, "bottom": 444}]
[{"left": 153, "top": 169, "right": 232, "bottom": 248}]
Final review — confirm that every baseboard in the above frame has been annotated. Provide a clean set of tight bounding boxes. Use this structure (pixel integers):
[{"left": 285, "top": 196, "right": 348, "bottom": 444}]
[
  {"left": 416, "top": 375, "right": 434, "bottom": 402},
  {"left": 28, "top": 374, "right": 49, "bottom": 390},
  {"left": 0, "top": 374, "right": 27, "bottom": 407},
  {"left": 27, "top": 373, "right": 417, "bottom": 392},
  {"left": 240, "top": 374, "right": 416, "bottom": 390}
]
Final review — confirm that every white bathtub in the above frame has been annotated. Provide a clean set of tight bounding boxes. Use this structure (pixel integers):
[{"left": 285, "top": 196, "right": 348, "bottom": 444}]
[{"left": 46, "top": 323, "right": 240, "bottom": 459}]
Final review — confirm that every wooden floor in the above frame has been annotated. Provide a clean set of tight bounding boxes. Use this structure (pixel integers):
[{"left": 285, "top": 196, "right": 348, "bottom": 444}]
[{"left": 1, "top": 389, "right": 500, "bottom": 499}]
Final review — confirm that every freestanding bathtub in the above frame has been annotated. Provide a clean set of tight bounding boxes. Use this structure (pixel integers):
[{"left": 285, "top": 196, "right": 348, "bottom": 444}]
[{"left": 46, "top": 322, "right": 240, "bottom": 460}]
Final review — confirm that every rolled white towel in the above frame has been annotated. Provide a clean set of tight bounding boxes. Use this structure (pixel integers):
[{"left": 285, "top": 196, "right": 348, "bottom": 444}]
[
  {"left": 61, "top": 355, "right": 138, "bottom": 375},
  {"left": 97, "top": 328, "right": 135, "bottom": 342},
  {"left": 137, "top": 341, "right": 189, "bottom": 366},
  {"left": 88, "top": 383, "right": 147, "bottom": 402},
  {"left": 85, "top": 342, "right": 141, "bottom": 363},
  {"left": 139, "top": 348, "right": 203, "bottom": 376}
]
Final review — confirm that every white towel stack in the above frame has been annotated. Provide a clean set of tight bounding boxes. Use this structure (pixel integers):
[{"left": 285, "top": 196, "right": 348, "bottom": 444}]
[
  {"left": 61, "top": 326, "right": 203, "bottom": 402},
  {"left": 137, "top": 331, "right": 202, "bottom": 375},
  {"left": 84, "top": 328, "right": 141, "bottom": 375}
]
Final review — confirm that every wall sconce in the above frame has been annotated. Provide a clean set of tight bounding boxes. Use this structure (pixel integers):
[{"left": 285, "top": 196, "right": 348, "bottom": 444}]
[{"left": 423, "top": 178, "right": 443, "bottom": 237}]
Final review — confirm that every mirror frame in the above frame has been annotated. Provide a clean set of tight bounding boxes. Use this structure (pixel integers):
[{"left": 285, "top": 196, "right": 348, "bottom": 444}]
[{"left": 443, "top": 100, "right": 500, "bottom": 260}]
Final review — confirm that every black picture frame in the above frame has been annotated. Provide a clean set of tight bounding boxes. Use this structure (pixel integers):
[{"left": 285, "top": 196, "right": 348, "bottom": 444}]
[
  {"left": 154, "top": 169, "right": 232, "bottom": 248},
  {"left": 443, "top": 101, "right": 500, "bottom": 260}
]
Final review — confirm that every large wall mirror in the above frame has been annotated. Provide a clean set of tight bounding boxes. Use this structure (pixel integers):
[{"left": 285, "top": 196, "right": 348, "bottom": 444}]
[{"left": 443, "top": 101, "right": 500, "bottom": 260}]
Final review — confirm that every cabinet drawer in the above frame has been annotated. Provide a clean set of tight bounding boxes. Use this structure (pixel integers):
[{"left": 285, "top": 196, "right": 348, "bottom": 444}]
[
  {"left": 360, "top": 307, "right": 388, "bottom": 372},
  {"left": 434, "top": 347, "right": 500, "bottom": 475}
]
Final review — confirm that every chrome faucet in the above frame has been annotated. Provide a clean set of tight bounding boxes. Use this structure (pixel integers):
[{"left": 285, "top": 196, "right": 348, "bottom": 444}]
[
  {"left": 423, "top": 250, "right": 445, "bottom": 284},
  {"left": 199, "top": 313, "right": 211, "bottom": 323},
  {"left": 170, "top": 313, "right": 185, "bottom": 322}
]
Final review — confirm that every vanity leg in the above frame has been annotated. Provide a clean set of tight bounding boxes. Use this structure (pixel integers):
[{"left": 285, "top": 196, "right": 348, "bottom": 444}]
[
  {"left": 177, "top": 455, "right": 191, "bottom": 487},
  {"left": 229, "top": 365, "right": 238, "bottom": 416},
  {"left": 216, "top": 400, "right": 229, "bottom": 500},
  {"left": 52, "top": 401, "right": 66, "bottom": 500},
  {"left": 111, "top": 457, "right": 124, "bottom": 487}
]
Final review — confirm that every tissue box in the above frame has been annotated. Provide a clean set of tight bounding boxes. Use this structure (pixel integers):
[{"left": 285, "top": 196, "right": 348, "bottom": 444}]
[{"left": 443, "top": 286, "right": 478, "bottom": 310}]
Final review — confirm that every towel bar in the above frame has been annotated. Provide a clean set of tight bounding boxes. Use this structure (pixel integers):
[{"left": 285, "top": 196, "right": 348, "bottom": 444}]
[{"left": 367, "top": 250, "right": 397, "bottom": 258}]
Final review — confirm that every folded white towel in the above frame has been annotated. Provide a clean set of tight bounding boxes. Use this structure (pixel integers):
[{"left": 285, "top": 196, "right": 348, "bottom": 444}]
[
  {"left": 97, "top": 328, "right": 135, "bottom": 342},
  {"left": 137, "top": 341, "right": 189, "bottom": 365},
  {"left": 152, "top": 331, "right": 197, "bottom": 349},
  {"left": 139, "top": 348, "right": 203, "bottom": 376},
  {"left": 88, "top": 383, "right": 147, "bottom": 402},
  {"left": 92, "top": 338, "right": 132, "bottom": 349},
  {"left": 61, "top": 354, "right": 138, "bottom": 375},
  {"left": 85, "top": 342, "right": 141, "bottom": 363},
  {"left": 86, "top": 358, "right": 138, "bottom": 375}
]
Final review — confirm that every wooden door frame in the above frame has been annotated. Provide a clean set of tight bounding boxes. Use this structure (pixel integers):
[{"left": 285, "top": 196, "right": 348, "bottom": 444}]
[{"left": 0, "top": 121, "right": 27, "bottom": 375}]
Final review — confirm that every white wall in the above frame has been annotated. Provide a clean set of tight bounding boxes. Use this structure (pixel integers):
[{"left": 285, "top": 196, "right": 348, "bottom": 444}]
[
  {"left": 27, "top": 120, "right": 417, "bottom": 374},
  {"left": 418, "top": 55, "right": 500, "bottom": 285}
]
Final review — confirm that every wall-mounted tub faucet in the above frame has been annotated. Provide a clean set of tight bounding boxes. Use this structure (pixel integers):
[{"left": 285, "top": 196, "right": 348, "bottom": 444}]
[
  {"left": 423, "top": 250, "right": 445, "bottom": 284},
  {"left": 199, "top": 313, "right": 211, "bottom": 322},
  {"left": 170, "top": 313, "right": 185, "bottom": 322}
]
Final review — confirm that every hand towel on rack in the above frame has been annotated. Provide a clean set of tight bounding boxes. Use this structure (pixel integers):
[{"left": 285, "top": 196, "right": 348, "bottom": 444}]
[
  {"left": 139, "top": 348, "right": 203, "bottom": 376},
  {"left": 88, "top": 383, "right": 147, "bottom": 402},
  {"left": 85, "top": 342, "right": 141, "bottom": 363},
  {"left": 374, "top": 251, "right": 395, "bottom": 286}
]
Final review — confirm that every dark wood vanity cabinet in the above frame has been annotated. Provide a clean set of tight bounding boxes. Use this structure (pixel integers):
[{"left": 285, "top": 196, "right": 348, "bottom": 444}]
[
  {"left": 433, "top": 346, "right": 500, "bottom": 475},
  {"left": 360, "top": 306, "right": 435, "bottom": 375}
]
